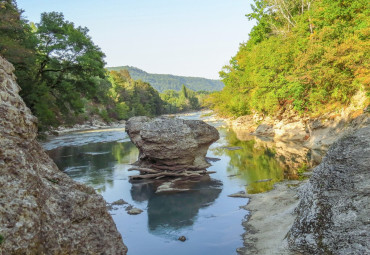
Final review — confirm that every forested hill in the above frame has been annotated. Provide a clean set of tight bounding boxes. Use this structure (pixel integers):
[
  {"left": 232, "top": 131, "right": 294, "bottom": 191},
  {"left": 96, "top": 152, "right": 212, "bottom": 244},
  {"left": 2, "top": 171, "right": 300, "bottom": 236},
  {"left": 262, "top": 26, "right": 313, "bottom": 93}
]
[
  {"left": 207, "top": 0, "right": 369, "bottom": 117},
  {"left": 107, "top": 66, "right": 224, "bottom": 92}
]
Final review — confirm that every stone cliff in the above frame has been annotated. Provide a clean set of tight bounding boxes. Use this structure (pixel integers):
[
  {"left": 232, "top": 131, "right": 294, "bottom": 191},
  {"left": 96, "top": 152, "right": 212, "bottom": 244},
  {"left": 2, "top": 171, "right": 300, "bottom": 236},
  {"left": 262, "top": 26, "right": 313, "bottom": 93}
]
[
  {"left": 287, "top": 125, "right": 370, "bottom": 254},
  {"left": 0, "top": 56, "right": 127, "bottom": 254}
]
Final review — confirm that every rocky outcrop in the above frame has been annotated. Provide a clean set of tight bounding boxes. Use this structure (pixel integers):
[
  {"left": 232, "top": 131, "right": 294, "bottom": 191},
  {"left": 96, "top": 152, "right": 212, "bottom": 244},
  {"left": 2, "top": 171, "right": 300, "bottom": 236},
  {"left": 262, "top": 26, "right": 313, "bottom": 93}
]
[
  {"left": 228, "top": 92, "right": 369, "bottom": 151},
  {"left": 287, "top": 125, "right": 370, "bottom": 254},
  {"left": 126, "top": 116, "right": 219, "bottom": 171},
  {"left": 0, "top": 56, "right": 127, "bottom": 254}
]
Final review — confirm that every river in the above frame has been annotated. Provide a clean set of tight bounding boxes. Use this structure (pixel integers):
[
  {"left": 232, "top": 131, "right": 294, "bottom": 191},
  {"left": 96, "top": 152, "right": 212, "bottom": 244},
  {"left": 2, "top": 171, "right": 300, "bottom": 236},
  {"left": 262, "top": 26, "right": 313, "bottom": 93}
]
[{"left": 43, "top": 111, "right": 307, "bottom": 254}]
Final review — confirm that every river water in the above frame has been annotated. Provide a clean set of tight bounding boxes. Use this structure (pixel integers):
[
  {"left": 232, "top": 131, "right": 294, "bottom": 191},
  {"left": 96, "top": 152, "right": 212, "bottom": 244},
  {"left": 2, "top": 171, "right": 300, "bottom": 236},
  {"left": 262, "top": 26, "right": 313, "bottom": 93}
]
[{"left": 43, "top": 112, "right": 307, "bottom": 255}]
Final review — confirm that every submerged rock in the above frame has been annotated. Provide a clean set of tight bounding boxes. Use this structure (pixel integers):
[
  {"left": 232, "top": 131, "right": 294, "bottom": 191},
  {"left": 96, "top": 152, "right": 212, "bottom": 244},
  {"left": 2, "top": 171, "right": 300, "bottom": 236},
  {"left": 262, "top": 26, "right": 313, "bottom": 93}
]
[
  {"left": 126, "top": 116, "right": 219, "bottom": 171},
  {"left": 287, "top": 125, "right": 370, "bottom": 254},
  {"left": 0, "top": 56, "right": 127, "bottom": 254},
  {"left": 228, "top": 191, "right": 249, "bottom": 198},
  {"left": 127, "top": 208, "right": 143, "bottom": 215},
  {"left": 178, "top": 236, "right": 187, "bottom": 242}
]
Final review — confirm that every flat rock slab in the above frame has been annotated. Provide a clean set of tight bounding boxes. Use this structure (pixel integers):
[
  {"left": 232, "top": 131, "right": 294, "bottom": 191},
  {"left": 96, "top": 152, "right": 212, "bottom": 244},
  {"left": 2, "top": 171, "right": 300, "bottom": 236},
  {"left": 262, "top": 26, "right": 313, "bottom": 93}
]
[
  {"left": 127, "top": 208, "right": 143, "bottom": 215},
  {"left": 221, "top": 146, "right": 242, "bottom": 151},
  {"left": 228, "top": 191, "right": 249, "bottom": 198}
]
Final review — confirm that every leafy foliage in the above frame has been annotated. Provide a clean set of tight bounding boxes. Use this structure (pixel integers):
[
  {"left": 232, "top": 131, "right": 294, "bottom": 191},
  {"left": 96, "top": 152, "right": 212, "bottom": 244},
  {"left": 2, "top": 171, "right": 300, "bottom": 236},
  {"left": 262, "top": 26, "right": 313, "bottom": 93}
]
[
  {"left": 1, "top": 3, "right": 214, "bottom": 130},
  {"left": 160, "top": 84, "right": 203, "bottom": 113},
  {"left": 108, "top": 70, "right": 164, "bottom": 119},
  {"left": 107, "top": 66, "right": 224, "bottom": 92},
  {"left": 207, "top": 0, "right": 369, "bottom": 117}
]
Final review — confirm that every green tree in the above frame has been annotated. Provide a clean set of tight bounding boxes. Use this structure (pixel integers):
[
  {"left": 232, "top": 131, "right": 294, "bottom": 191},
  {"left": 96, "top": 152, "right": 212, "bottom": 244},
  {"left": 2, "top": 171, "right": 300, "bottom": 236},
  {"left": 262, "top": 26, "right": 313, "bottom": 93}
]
[
  {"left": 207, "top": 0, "right": 369, "bottom": 117},
  {"left": 108, "top": 70, "right": 164, "bottom": 118},
  {"left": 0, "top": 0, "right": 38, "bottom": 106},
  {"left": 31, "top": 12, "right": 106, "bottom": 125}
]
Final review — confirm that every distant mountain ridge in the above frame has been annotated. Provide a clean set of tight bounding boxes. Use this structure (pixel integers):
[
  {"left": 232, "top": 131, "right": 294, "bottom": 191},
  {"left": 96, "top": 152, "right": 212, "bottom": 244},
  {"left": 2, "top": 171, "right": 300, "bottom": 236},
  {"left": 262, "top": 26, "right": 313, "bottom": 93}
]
[{"left": 107, "top": 66, "right": 224, "bottom": 92}]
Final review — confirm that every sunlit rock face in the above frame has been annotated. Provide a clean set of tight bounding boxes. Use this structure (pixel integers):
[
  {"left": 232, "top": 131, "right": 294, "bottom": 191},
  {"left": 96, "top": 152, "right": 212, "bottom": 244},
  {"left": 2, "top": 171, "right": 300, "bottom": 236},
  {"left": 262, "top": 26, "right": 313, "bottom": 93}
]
[
  {"left": 0, "top": 56, "right": 127, "bottom": 254},
  {"left": 287, "top": 125, "right": 370, "bottom": 255},
  {"left": 126, "top": 116, "right": 220, "bottom": 170}
]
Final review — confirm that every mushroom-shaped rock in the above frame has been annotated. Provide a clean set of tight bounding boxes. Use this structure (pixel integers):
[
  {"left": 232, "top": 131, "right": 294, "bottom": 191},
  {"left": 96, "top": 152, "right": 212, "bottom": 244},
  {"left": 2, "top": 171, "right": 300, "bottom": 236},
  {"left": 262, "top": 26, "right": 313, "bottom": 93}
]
[{"left": 126, "top": 116, "right": 219, "bottom": 173}]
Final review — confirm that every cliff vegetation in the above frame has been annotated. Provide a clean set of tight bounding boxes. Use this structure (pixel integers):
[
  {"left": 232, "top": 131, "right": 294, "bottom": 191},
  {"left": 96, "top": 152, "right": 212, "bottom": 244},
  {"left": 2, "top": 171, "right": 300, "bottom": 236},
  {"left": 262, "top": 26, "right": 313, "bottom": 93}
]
[{"left": 206, "top": 0, "right": 369, "bottom": 117}]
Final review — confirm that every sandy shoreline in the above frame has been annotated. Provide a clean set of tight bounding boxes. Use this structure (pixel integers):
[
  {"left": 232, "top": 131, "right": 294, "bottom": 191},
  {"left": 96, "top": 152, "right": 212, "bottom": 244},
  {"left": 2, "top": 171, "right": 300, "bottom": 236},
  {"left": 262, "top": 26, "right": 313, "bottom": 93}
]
[{"left": 238, "top": 180, "right": 306, "bottom": 255}]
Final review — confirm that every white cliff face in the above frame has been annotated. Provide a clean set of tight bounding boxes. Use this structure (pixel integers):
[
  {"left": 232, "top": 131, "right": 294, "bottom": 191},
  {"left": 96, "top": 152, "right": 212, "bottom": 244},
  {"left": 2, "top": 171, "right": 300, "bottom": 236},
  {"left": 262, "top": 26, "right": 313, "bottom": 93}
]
[{"left": 0, "top": 56, "right": 127, "bottom": 254}]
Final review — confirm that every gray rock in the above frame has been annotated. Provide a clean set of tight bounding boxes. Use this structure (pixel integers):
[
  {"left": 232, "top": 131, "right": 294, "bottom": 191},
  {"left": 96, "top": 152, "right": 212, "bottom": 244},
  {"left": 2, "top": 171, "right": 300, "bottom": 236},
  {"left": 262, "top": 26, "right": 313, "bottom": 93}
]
[
  {"left": 111, "top": 199, "right": 128, "bottom": 206},
  {"left": 127, "top": 208, "right": 143, "bottom": 215},
  {"left": 254, "top": 124, "right": 274, "bottom": 137},
  {"left": 228, "top": 191, "right": 249, "bottom": 198},
  {"left": 126, "top": 116, "right": 219, "bottom": 170},
  {"left": 178, "top": 236, "right": 187, "bottom": 242},
  {"left": 287, "top": 126, "right": 370, "bottom": 254},
  {"left": 0, "top": 56, "right": 127, "bottom": 254}
]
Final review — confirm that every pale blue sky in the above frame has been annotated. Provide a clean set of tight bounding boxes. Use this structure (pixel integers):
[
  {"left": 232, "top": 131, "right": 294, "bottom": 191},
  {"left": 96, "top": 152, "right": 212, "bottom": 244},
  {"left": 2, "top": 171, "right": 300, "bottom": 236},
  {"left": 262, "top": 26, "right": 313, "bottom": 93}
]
[{"left": 17, "top": 0, "right": 254, "bottom": 79}]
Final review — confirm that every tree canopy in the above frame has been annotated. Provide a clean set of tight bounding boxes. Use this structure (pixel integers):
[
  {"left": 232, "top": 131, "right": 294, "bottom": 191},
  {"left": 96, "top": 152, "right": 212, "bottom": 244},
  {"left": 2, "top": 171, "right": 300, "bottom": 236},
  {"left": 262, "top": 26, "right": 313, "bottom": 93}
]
[{"left": 207, "top": 0, "right": 369, "bottom": 117}]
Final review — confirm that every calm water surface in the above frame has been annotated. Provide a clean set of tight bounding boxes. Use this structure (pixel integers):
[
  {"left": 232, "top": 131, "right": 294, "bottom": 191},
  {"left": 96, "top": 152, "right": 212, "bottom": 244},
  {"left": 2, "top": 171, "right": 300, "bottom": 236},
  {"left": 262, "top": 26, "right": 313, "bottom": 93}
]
[{"left": 43, "top": 112, "right": 306, "bottom": 255}]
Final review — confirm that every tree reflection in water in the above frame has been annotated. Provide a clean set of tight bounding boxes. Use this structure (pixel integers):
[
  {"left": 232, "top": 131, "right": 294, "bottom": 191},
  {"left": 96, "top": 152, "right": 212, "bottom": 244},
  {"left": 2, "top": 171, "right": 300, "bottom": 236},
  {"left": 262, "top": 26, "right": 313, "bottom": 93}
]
[
  {"left": 46, "top": 141, "right": 138, "bottom": 192},
  {"left": 213, "top": 129, "right": 310, "bottom": 194}
]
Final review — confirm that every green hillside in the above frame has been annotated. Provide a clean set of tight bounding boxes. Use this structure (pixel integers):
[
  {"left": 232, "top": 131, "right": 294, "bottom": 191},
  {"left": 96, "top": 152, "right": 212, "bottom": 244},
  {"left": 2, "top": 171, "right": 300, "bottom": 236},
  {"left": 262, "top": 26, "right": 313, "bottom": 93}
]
[
  {"left": 207, "top": 0, "right": 369, "bottom": 117},
  {"left": 107, "top": 66, "right": 224, "bottom": 92}
]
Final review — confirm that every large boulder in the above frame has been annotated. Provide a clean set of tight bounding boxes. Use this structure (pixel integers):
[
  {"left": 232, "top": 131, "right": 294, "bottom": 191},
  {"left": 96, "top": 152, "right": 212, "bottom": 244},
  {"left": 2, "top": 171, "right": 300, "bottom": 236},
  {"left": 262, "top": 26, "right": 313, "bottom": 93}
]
[
  {"left": 126, "top": 116, "right": 219, "bottom": 170},
  {"left": 287, "top": 125, "right": 370, "bottom": 254},
  {"left": 0, "top": 56, "right": 127, "bottom": 254}
]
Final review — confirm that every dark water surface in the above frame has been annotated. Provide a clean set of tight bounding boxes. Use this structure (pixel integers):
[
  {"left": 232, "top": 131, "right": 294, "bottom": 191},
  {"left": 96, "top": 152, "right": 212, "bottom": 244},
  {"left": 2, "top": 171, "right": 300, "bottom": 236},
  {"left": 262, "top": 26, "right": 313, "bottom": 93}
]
[{"left": 43, "top": 112, "right": 307, "bottom": 255}]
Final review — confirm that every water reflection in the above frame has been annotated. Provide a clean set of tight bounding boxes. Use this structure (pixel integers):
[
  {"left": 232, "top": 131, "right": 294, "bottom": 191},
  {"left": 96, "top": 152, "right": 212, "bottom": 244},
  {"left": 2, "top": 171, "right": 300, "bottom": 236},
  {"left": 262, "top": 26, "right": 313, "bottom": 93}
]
[
  {"left": 130, "top": 178, "right": 222, "bottom": 237},
  {"left": 214, "top": 128, "right": 311, "bottom": 194},
  {"left": 46, "top": 141, "right": 138, "bottom": 192},
  {"left": 42, "top": 115, "right": 320, "bottom": 254}
]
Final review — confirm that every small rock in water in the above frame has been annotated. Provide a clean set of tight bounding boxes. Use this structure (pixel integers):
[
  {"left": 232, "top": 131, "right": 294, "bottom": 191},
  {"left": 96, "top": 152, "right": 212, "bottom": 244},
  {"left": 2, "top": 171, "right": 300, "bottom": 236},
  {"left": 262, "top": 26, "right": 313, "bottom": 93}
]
[
  {"left": 127, "top": 208, "right": 143, "bottom": 215},
  {"left": 228, "top": 191, "right": 249, "bottom": 198},
  {"left": 254, "top": 178, "right": 272, "bottom": 183},
  {"left": 156, "top": 181, "right": 189, "bottom": 193},
  {"left": 205, "top": 157, "right": 221, "bottom": 163},
  {"left": 228, "top": 174, "right": 241, "bottom": 178},
  {"left": 221, "top": 146, "right": 242, "bottom": 151},
  {"left": 178, "top": 236, "right": 187, "bottom": 242},
  {"left": 111, "top": 199, "right": 127, "bottom": 206}
]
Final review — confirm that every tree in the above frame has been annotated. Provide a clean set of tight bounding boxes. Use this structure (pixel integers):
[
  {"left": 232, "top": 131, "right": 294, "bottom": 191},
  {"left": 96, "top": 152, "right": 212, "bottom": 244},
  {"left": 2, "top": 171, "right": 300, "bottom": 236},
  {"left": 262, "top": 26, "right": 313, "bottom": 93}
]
[
  {"left": 207, "top": 0, "right": 369, "bottom": 117},
  {"left": 29, "top": 12, "right": 107, "bottom": 127},
  {"left": 0, "top": 0, "right": 38, "bottom": 106},
  {"left": 108, "top": 70, "right": 164, "bottom": 118},
  {"left": 0, "top": 0, "right": 36, "bottom": 65}
]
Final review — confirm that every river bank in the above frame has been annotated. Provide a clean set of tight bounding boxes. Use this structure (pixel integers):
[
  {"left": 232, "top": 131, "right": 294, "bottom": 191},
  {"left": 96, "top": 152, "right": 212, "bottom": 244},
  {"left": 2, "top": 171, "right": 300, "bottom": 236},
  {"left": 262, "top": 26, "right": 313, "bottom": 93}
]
[
  {"left": 238, "top": 180, "right": 303, "bottom": 255},
  {"left": 216, "top": 99, "right": 369, "bottom": 254},
  {"left": 41, "top": 106, "right": 368, "bottom": 254},
  {"left": 44, "top": 109, "right": 214, "bottom": 137}
]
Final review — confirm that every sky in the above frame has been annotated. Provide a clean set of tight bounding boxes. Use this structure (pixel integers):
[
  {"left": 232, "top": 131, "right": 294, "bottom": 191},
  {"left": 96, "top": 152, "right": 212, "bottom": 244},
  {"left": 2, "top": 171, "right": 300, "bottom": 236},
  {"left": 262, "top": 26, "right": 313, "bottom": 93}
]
[{"left": 17, "top": 0, "right": 255, "bottom": 79}]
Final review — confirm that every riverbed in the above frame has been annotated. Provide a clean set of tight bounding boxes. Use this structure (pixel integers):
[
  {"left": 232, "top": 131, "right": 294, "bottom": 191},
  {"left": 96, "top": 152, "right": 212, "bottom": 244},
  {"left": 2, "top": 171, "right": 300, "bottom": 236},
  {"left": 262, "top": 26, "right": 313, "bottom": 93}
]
[{"left": 43, "top": 112, "right": 307, "bottom": 254}]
